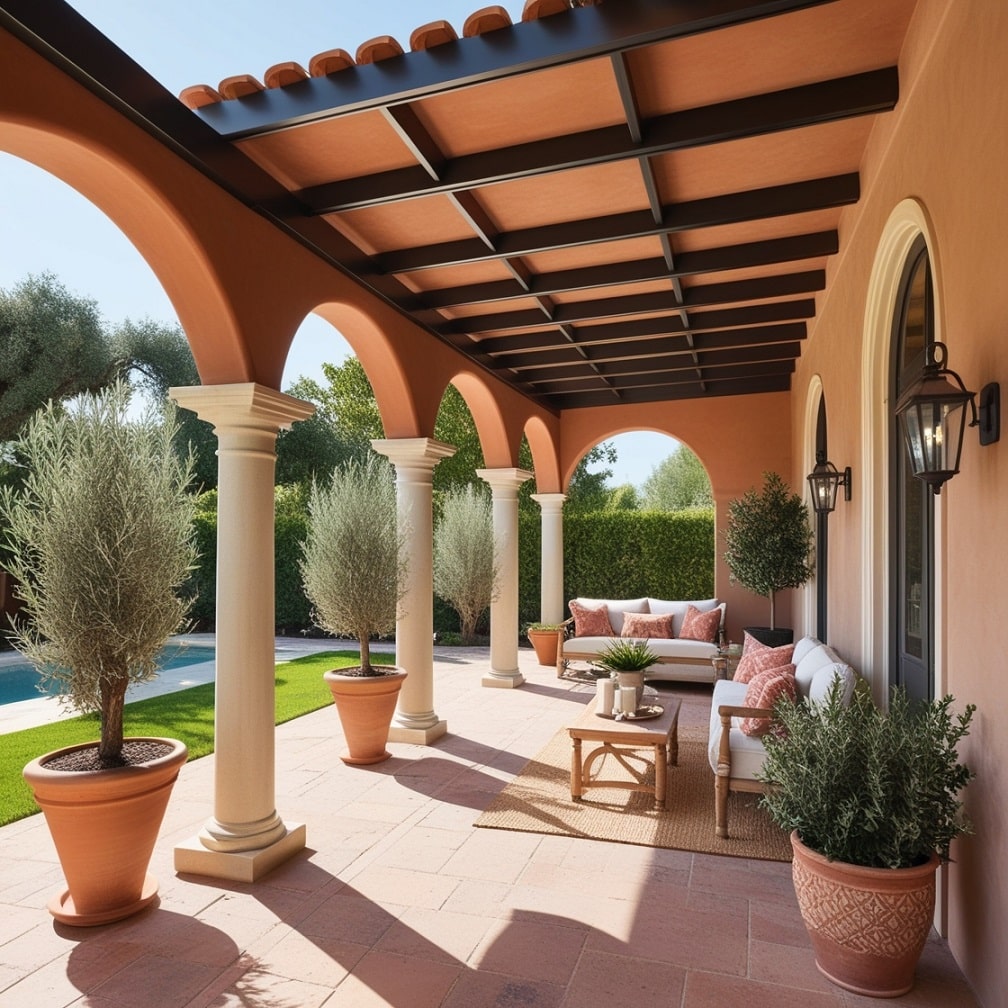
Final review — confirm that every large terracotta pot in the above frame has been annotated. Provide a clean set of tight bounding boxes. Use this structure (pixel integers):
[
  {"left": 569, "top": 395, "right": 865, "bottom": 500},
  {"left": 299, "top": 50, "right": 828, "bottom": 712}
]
[
  {"left": 23, "top": 737, "right": 188, "bottom": 926},
  {"left": 324, "top": 668, "right": 407, "bottom": 765},
  {"left": 790, "top": 831, "right": 940, "bottom": 998},
  {"left": 527, "top": 628, "right": 562, "bottom": 666}
]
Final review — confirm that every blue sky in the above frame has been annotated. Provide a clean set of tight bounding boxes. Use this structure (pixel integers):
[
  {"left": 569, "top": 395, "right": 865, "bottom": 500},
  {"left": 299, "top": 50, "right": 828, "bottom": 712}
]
[{"left": 0, "top": 0, "right": 679, "bottom": 487}]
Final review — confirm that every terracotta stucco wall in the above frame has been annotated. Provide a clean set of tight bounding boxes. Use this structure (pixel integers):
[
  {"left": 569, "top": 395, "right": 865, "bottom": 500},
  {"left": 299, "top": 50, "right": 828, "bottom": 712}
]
[{"left": 792, "top": 1, "right": 1008, "bottom": 1001}]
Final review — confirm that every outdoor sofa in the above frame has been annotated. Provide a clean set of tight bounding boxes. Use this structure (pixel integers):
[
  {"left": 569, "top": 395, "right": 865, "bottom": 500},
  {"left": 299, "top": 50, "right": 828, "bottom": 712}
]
[
  {"left": 708, "top": 633, "right": 857, "bottom": 838},
  {"left": 557, "top": 596, "right": 726, "bottom": 683}
]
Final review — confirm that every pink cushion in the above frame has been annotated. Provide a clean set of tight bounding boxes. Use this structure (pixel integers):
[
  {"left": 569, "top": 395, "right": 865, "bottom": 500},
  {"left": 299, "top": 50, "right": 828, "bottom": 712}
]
[
  {"left": 741, "top": 665, "right": 797, "bottom": 737},
  {"left": 620, "top": 612, "right": 675, "bottom": 639},
  {"left": 679, "top": 604, "right": 720, "bottom": 643},
  {"left": 733, "top": 634, "right": 796, "bottom": 684},
  {"left": 569, "top": 599, "right": 614, "bottom": 637}
]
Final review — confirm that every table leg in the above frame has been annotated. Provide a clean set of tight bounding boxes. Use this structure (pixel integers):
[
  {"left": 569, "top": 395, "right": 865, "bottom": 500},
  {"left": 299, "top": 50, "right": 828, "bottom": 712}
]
[
  {"left": 654, "top": 742, "right": 667, "bottom": 810},
  {"left": 571, "top": 735, "right": 583, "bottom": 800}
]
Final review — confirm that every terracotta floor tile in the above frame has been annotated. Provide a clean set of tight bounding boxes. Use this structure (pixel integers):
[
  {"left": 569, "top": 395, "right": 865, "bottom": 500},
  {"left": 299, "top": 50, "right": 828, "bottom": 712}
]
[{"left": 0, "top": 645, "right": 979, "bottom": 1008}]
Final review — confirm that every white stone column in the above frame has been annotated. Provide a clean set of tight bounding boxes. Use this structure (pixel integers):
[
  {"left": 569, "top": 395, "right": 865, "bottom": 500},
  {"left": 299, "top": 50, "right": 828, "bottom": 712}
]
[
  {"left": 477, "top": 468, "right": 533, "bottom": 688},
  {"left": 372, "top": 438, "right": 455, "bottom": 744},
  {"left": 170, "top": 383, "right": 313, "bottom": 882},
  {"left": 531, "top": 493, "right": 567, "bottom": 624}
]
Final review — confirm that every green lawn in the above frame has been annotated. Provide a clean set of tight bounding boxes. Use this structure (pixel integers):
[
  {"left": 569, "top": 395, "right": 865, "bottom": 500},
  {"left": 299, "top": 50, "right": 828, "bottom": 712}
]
[{"left": 0, "top": 650, "right": 393, "bottom": 827}]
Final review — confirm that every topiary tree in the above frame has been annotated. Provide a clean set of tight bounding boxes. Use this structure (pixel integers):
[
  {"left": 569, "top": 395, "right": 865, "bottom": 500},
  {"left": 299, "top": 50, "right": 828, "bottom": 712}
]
[
  {"left": 434, "top": 485, "right": 497, "bottom": 643},
  {"left": 300, "top": 454, "right": 407, "bottom": 674},
  {"left": 723, "top": 471, "right": 814, "bottom": 630},
  {"left": 0, "top": 379, "right": 198, "bottom": 767}
]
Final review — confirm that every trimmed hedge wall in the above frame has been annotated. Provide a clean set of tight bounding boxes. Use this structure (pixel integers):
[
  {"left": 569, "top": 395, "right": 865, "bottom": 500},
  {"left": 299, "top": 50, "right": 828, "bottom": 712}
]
[
  {"left": 518, "top": 508, "right": 715, "bottom": 627},
  {"left": 187, "top": 500, "right": 715, "bottom": 634}
]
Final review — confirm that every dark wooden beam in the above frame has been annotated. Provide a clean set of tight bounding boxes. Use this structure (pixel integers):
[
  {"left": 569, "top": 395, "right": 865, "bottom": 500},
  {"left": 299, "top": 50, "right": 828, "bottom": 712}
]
[
  {"left": 181, "top": 0, "right": 840, "bottom": 139},
  {"left": 377, "top": 174, "right": 858, "bottom": 273},
  {"left": 302, "top": 68, "right": 896, "bottom": 213}
]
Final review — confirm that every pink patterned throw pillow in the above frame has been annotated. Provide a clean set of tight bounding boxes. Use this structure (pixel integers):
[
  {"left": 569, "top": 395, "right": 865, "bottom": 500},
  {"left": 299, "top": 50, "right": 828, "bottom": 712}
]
[
  {"left": 569, "top": 599, "right": 614, "bottom": 637},
  {"left": 740, "top": 664, "right": 797, "bottom": 737},
  {"left": 679, "top": 604, "right": 721, "bottom": 643},
  {"left": 733, "top": 634, "right": 795, "bottom": 684},
  {"left": 620, "top": 612, "right": 675, "bottom": 639}
]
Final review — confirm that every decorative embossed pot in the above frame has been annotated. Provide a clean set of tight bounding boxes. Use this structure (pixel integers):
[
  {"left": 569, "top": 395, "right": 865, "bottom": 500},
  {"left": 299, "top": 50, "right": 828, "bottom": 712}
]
[{"left": 790, "top": 832, "right": 940, "bottom": 998}]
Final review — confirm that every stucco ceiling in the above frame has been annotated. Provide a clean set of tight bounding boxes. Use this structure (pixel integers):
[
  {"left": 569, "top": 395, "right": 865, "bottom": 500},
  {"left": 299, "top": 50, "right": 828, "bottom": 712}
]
[{"left": 3, "top": 0, "right": 918, "bottom": 412}]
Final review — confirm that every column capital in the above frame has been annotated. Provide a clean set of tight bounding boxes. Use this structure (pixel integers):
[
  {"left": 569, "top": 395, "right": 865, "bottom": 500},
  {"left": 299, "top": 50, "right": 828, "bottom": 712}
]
[
  {"left": 372, "top": 438, "right": 456, "bottom": 474},
  {"left": 169, "top": 383, "right": 314, "bottom": 431},
  {"left": 477, "top": 468, "right": 534, "bottom": 494},
  {"left": 531, "top": 492, "right": 567, "bottom": 512}
]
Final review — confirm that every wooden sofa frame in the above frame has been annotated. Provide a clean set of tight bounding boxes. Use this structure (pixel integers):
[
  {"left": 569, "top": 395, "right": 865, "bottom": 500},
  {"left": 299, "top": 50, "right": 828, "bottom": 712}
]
[{"left": 714, "top": 702, "right": 774, "bottom": 839}]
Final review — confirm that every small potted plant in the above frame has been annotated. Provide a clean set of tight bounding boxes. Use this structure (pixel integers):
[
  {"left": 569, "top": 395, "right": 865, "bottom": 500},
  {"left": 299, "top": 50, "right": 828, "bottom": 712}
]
[
  {"left": 592, "top": 638, "right": 659, "bottom": 711},
  {"left": 757, "top": 681, "right": 975, "bottom": 998},
  {"left": 1, "top": 381, "right": 198, "bottom": 925},
  {"left": 301, "top": 453, "right": 409, "bottom": 765},
  {"left": 524, "top": 621, "right": 565, "bottom": 666},
  {"left": 723, "top": 470, "right": 814, "bottom": 646}
]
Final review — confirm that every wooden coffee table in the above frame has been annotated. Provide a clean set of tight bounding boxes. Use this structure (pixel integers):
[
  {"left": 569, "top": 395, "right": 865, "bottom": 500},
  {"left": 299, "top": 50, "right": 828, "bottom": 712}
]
[{"left": 568, "top": 697, "right": 682, "bottom": 810}]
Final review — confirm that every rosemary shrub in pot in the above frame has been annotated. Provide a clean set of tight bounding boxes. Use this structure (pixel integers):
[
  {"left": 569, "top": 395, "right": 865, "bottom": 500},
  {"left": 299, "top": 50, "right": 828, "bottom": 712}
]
[
  {"left": 757, "top": 681, "right": 975, "bottom": 997},
  {"left": 301, "top": 453, "right": 409, "bottom": 765},
  {"left": 1, "top": 380, "right": 198, "bottom": 925}
]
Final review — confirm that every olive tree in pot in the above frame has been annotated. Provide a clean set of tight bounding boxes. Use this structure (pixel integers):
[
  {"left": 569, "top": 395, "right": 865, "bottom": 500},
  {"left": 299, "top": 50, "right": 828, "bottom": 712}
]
[
  {"left": 758, "top": 682, "right": 975, "bottom": 998},
  {"left": 301, "top": 454, "right": 408, "bottom": 765},
  {"left": 1, "top": 381, "right": 197, "bottom": 926},
  {"left": 723, "top": 471, "right": 814, "bottom": 646}
]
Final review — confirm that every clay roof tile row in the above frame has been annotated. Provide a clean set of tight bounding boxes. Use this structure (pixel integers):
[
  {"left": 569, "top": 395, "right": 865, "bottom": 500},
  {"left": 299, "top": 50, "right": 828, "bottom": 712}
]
[{"left": 179, "top": 1, "right": 575, "bottom": 110}]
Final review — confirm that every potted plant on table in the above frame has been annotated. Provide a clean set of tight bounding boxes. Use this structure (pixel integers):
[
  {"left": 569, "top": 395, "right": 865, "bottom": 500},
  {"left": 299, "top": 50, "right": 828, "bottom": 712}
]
[
  {"left": 757, "top": 681, "right": 975, "bottom": 998},
  {"left": 0, "top": 381, "right": 198, "bottom": 926},
  {"left": 723, "top": 470, "right": 814, "bottom": 646},
  {"left": 301, "top": 453, "right": 409, "bottom": 765},
  {"left": 593, "top": 638, "right": 660, "bottom": 712}
]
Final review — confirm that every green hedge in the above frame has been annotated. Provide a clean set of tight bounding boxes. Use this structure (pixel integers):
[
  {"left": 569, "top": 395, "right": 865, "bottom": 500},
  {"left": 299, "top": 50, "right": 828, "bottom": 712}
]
[
  {"left": 188, "top": 496, "right": 714, "bottom": 634},
  {"left": 518, "top": 508, "right": 715, "bottom": 626}
]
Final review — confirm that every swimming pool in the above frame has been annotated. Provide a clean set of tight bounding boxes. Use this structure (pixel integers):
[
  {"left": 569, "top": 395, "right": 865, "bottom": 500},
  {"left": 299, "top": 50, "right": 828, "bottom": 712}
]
[{"left": 0, "top": 642, "right": 216, "bottom": 706}]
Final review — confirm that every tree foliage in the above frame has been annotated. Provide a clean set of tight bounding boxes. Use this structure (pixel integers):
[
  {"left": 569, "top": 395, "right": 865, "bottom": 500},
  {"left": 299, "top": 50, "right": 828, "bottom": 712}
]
[
  {"left": 723, "top": 471, "right": 815, "bottom": 628},
  {"left": 300, "top": 454, "right": 407, "bottom": 673},
  {"left": 433, "top": 486, "right": 497, "bottom": 643},
  {"left": 0, "top": 380, "right": 198, "bottom": 766},
  {"left": 641, "top": 445, "right": 713, "bottom": 511},
  {"left": 0, "top": 274, "right": 117, "bottom": 441}
]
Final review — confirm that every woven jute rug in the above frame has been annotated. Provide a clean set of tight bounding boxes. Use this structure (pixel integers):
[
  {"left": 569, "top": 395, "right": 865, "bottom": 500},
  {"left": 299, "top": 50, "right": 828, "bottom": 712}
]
[{"left": 475, "top": 727, "right": 792, "bottom": 862}]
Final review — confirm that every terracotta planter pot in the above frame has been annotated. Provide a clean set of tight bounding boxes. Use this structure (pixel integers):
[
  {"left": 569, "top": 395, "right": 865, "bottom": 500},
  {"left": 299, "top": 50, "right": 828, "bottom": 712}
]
[
  {"left": 324, "top": 668, "right": 407, "bottom": 765},
  {"left": 527, "top": 629, "right": 562, "bottom": 666},
  {"left": 23, "top": 737, "right": 188, "bottom": 926},
  {"left": 790, "top": 831, "right": 939, "bottom": 998}
]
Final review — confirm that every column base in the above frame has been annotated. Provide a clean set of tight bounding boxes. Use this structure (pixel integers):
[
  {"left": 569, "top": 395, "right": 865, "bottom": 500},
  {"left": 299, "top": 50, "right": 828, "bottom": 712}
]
[
  {"left": 388, "top": 719, "right": 448, "bottom": 744},
  {"left": 482, "top": 671, "right": 526, "bottom": 689},
  {"left": 174, "top": 822, "right": 306, "bottom": 883}
]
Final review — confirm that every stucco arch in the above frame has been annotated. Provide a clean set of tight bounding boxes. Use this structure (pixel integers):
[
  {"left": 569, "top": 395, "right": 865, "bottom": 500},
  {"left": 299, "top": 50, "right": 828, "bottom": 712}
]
[
  {"left": 861, "top": 197, "right": 946, "bottom": 701},
  {"left": 523, "top": 414, "right": 562, "bottom": 494},
  {"left": 445, "top": 370, "right": 526, "bottom": 469},
  {"left": 0, "top": 122, "right": 253, "bottom": 383},
  {"left": 309, "top": 301, "right": 424, "bottom": 438}
]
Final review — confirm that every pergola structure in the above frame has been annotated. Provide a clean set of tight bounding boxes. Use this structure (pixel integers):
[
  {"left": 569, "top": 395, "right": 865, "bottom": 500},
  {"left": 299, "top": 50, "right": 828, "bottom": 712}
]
[{"left": 1, "top": 1, "right": 1006, "bottom": 1002}]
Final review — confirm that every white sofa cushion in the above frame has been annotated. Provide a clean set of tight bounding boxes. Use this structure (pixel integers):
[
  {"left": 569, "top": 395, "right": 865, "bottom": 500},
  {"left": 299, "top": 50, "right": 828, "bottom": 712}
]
[
  {"left": 563, "top": 635, "right": 715, "bottom": 663},
  {"left": 808, "top": 662, "right": 857, "bottom": 707},
  {"left": 707, "top": 679, "right": 767, "bottom": 780},
  {"left": 794, "top": 641, "right": 842, "bottom": 697},
  {"left": 574, "top": 597, "right": 648, "bottom": 635}
]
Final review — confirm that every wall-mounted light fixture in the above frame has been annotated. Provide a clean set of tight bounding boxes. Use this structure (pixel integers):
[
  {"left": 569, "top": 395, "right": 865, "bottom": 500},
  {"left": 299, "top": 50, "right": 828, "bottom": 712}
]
[
  {"left": 807, "top": 451, "right": 852, "bottom": 514},
  {"left": 894, "top": 341, "right": 1000, "bottom": 494}
]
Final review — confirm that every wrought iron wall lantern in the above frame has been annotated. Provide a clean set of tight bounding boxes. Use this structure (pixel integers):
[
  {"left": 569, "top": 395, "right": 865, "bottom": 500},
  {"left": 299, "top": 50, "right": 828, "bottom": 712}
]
[
  {"left": 894, "top": 341, "right": 1000, "bottom": 494},
  {"left": 807, "top": 451, "right": 852, "bottom": 514}
]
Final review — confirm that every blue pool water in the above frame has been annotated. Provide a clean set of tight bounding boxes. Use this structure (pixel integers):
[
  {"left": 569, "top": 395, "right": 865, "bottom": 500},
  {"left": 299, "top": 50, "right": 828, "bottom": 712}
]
[{"left": 0, "top": 643, "right": 216, "bottom": 706}]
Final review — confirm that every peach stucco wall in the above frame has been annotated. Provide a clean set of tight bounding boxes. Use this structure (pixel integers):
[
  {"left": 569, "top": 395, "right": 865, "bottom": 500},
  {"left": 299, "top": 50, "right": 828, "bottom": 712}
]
[{"left": 792, "top": 1, "right": 1007, "bottom": 1001}]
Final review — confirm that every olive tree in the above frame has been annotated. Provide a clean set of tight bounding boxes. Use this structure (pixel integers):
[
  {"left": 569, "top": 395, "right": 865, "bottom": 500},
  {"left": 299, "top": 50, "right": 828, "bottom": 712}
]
[
  {"left": 434, "top": 486, "right": 498, "bottom": 643},
  {"left": 722, "top": 471, "right": 815, "bottom": 630},
  {"left": 0, "top": 380, "right": 198, "bottom": 767},
  {"left": 300, "top": 454, "right": 407, "bottom": 674}
]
